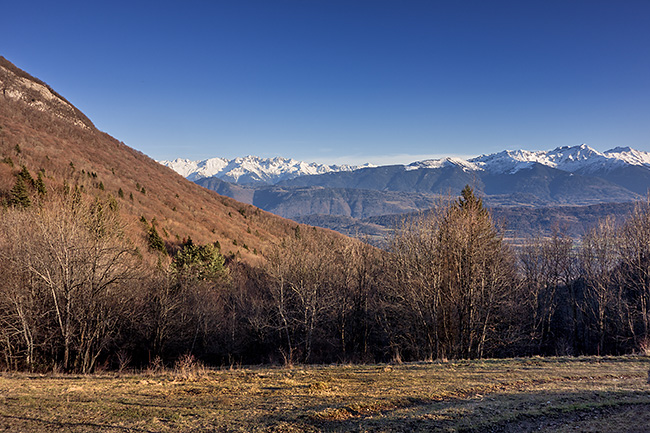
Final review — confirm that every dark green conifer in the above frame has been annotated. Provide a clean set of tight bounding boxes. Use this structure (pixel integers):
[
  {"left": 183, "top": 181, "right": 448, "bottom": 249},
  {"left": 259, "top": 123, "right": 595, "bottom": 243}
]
[
  {"left": 18, "top": 165, "right": 34, "bottom": 187},
  {"left": 9, "top": 176, "right": 31, "bottom": 208},
  {"left": 148, "top": 224, "right": 166, "bottom": 254},
  {"left": 35, "top": 172, "right": 47, "bottom": 196},
  {"left": 172, "top": 242, "right": 227, "bottom": 281}
]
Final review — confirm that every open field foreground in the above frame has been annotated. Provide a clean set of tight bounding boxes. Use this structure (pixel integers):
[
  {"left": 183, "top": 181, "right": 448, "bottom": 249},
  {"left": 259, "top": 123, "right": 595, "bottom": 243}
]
[{"left": 1, "top": 357, "right": 649, "bottom": 432}]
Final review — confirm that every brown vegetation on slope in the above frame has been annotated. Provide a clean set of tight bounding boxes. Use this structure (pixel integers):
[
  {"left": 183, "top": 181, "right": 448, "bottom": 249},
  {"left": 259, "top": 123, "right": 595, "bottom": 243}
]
[{"left": 0, "top": 55, "right": 343, "bottom": 262}]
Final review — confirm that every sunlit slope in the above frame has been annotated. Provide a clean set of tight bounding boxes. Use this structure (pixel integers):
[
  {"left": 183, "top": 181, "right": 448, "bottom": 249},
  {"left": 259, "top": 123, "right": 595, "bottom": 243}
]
[{"left": 0, "top": 56, "right": 341, "bottom": 260}]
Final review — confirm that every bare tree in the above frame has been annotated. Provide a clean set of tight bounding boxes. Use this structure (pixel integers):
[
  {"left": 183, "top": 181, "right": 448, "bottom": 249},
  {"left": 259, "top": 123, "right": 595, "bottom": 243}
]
[
  {"left": 388, "top": 208, "right": 444, "bottom": 360},
  {"left": 520, "top": 230, "right": 577, "bottom": 355},
  {"left": 389, "top": 187, "right": 515, "bottom": 360},
  {"left": 266, "top": 231, "right": 342, "bottom": 363},
  {"left": 579, "top": 217, "right": 619, "bottom": 354},
  {"left": 0, "top": 194, "right": 140, "bottom": 372},
  {"left": 618, "top": 201, "right": 650, "bottom": 349},
  {"left": 0, "top": 210, "right": 41, "bottom": 370},
  {"left": 336, "top": 237, "right": 383, "bottom": 362}
]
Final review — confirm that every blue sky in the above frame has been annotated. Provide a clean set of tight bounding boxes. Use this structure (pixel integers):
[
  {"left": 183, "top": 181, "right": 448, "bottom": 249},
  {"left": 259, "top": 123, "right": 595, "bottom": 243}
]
[{"left": 2, "top": 0, "right": 649, "bottom": 165}]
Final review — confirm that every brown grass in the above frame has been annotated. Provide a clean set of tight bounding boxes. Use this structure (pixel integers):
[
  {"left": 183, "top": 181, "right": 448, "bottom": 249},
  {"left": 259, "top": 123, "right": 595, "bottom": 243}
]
[{"left": 0, "top": 356, "right": 648, "bottom": 432}]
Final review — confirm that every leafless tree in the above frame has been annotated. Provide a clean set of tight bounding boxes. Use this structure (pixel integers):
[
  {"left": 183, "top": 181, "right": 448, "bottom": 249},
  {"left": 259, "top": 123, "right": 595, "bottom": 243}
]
[
  {"left": 0, "top": 194, "right": 140, "bottom": 372},
  {"left": 388, "top": 208, "right": 444, "bottom": 360},
  {"left": 266, "top": 231, "right": 343, "bottom": 363},
  {"left": 389, "top": 187, "right": 515, "bottom": 360},
  {"left": 579, "top": 217, "right": 619, "bottom": 354},
  {"left": 618, "top": 201, "right": 650, "bottom": 349},
  {"left": 520, "top": 230, "right": 577, "bottom": 354}
]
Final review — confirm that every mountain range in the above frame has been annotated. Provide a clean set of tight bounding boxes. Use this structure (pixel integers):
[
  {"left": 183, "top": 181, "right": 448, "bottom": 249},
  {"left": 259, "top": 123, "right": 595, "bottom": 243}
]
[
  {"left": 162, "top": 144, "right": 650, "bottom": 184},
  {"left": 162, "top": 145, "right": 650, "bottom": 241},
  {"left": 160, "top": 155, "right": 373, "bottom": 185}
]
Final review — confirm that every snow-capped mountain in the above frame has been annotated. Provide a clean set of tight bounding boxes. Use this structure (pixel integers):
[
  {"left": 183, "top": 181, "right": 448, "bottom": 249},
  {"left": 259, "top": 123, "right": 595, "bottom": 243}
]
[
  {"left": 162, "top": 144, "right": 650, "bottom": 237},
  {"left": 405, "top": 157, "right": 481, "bottom": 172},
  {"left": 159, "top": 155, "right": 373, "bottom": 185},
  {"left": 410, "top": 144, "right": 650, "bottom": 175},
  {"left": 161, "top": 145, "right": 650, "bottom": 187},
  {"left": 603, "top": 146, "right": 650, "bottom": 167}
]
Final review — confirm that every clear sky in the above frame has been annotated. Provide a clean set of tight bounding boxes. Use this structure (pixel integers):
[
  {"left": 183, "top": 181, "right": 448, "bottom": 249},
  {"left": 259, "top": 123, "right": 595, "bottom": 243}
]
[{"left": 2, "top": 0, "right": 650, "bottom": 165}]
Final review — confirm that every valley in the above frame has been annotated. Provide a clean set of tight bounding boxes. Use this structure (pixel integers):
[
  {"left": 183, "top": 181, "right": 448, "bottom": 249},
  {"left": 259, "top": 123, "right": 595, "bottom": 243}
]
[{"left": 163, "top": 146, "right": 650, "bottom": 241}]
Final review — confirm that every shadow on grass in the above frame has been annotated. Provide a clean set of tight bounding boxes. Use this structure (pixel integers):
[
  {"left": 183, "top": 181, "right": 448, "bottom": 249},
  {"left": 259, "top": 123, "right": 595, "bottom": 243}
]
[
  {"left": 280, "top": 389, "right": 650, "bottom": 433},
  {"left": 0, "top": 413, "right": 156, "bottom": 432}
]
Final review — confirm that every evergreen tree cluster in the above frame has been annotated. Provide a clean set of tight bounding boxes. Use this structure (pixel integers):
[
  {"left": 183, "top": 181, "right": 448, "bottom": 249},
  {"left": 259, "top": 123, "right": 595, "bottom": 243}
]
[{"left": 6, "top": 165, "right": 47, "bottom": 208}]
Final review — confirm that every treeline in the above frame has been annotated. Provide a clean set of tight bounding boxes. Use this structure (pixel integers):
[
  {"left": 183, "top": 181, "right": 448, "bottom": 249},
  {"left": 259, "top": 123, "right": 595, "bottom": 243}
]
[{"left": 1, "top": 186, "right": 650, "bottom": 372}]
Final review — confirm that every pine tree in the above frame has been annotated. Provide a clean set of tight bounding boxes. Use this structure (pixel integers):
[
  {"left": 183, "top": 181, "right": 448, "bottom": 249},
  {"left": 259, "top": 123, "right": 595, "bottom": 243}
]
[
  {"left": 9, "top": 176, "right": 31, "bottom": 208},
  {"left": 35, "top": 172, "right": 47, "bottom": 196},
  {"left": 172, "top": 242, "right": 227, "bottom": 281},
  {"left": 148, "top": 224, "right": 166, "bottom": 254},
  {"left": 18, "top": 165, "right": 34, "bottom": 187},
  {"left": 390, "top": 185, "right": 514, "bottom": 360},
  {"left": 458, "top": 184, "right": 485, "bottom": 213}
]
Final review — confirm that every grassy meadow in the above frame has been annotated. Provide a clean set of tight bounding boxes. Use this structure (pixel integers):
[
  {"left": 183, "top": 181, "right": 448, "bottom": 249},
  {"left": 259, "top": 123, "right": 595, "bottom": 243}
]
[{"left": 1, "top": 356, "right": 649, "bottom": 432}]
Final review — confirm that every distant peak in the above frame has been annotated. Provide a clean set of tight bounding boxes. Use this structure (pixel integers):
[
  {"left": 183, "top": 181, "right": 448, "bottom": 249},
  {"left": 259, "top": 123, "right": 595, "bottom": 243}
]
[
  {"left": 606, "top": 146, "right": 633, "bottom": 153},
  {"left": 406, "top": 157, "right": 480, "bottom": 172},
  {"left": 551, "top": 143, "right": 592, "bottom": 152}
]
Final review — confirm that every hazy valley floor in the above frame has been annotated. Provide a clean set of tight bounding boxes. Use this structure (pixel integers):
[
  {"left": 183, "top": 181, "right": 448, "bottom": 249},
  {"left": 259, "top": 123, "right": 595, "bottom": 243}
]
[{"left": 1, "top": 357, "right": 649, "bottom": 432}]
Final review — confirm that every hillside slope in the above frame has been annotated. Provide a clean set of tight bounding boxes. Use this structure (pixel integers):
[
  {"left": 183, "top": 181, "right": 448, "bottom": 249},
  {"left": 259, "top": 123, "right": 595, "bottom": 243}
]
[{"left": 0, "top": 56, "right": 334, "bottom": 261}]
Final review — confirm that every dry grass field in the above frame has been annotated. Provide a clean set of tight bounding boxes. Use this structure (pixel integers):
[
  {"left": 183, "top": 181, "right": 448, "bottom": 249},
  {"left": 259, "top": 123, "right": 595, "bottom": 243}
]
[{"left": 1, "top": 356, "right": 649, "bottom": 432}]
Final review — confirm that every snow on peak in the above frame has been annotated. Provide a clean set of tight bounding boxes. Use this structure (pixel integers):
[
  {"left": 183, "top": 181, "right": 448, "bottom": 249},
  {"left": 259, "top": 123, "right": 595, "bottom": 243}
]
[
  {"left": 603, "top": 147, "right": 650, "bottom": 167},
  {"left": 541, "top": 144, "right": 613, "bottom": 172},
  {"left": 160, "top": 157, "right": 229, "bottom": 181},
  {"left": 406, "top": 157, "right": 480, "bottom": 172},
  {"left": 159, "top": 155, "right": 373, "bottom": 184},
  {"left": 160, "top": 145, "right": 650, "bottom": 184},
  {"left": 408, "top": 144, "right": 650, "bottom": 174},
  {"left": 470, "top": 145, "right": 602, "bottom": 173},
  {"left": 470, "top": 149, "right": 551, "bottom": 174}
]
